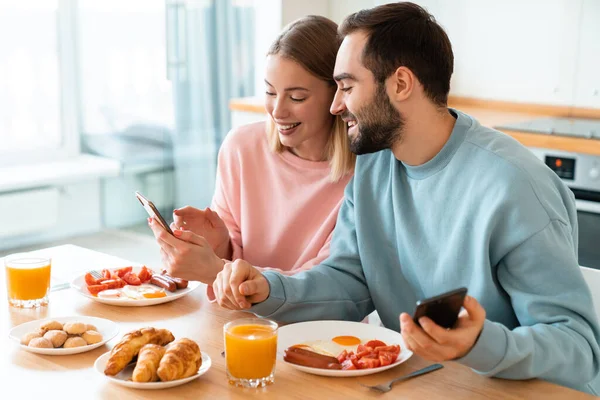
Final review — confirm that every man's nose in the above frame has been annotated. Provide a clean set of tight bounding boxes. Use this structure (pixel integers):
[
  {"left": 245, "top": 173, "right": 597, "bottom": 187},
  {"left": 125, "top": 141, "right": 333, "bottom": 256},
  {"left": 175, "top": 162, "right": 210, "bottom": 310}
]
[{"left": 330, "top": 90, "right": 346, "bottom": 116}]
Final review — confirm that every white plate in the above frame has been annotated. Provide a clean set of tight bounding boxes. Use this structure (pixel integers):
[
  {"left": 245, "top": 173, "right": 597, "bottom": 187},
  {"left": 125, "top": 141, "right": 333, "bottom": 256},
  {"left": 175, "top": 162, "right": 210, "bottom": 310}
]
[
  {"left": 94, "top": 351, "right": 211, "bottom": 389},
  {"left": 9, "top": 316, "right": 119, "bottom": 355},
  {"left": 70, "top": 266, "right": 200, "bottom": 306},
  {"left": 277, "top": 320, "right": 412, "bottom": 377}
]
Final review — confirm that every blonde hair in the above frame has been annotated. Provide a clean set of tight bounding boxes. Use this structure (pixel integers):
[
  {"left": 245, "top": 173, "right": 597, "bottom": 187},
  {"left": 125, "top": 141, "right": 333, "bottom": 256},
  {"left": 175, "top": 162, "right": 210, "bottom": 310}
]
[{"left": 265, "top": 15, "right": 355, "bottom": 182}]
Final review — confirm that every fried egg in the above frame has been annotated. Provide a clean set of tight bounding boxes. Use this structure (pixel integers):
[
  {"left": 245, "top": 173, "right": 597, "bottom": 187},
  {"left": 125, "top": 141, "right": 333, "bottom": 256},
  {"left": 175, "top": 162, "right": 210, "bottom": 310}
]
[
  {"left": 121, "top": 284, "right": 166, "bottom": 299},
  {"left": 301, "top": 336, "right": 364, "bottom": 357},
  {"left": 97, "top": 285, "right": 166, "bottom": 300}
]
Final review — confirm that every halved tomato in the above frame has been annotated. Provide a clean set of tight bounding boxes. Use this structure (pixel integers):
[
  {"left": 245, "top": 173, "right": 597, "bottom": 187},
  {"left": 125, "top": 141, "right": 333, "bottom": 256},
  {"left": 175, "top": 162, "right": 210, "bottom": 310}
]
[
  {"left": 84, "top": 273, "right": 102, "bottom": 286},
  {"left": 374, "top": 345, "right": 401, "bottom": 355},
  {"left": 341, "top": 359, "right": 357, "bottom": 370},
  {"left": 337, "top": 350, "right": 348, "bottom": 364},
  {"left": 87, "top": 284, "right": 109, "bottom": 295},
  {"left": 122, "top": 271, "right": 141, "bottom": 286},
  {"left": 378, "top": 351, "right": 396, "bottom": 367},
  {"left": 365, "top": 340, "right": 387, "bottom": 349},
  {"left": 116, "top": 266, "right": 133, "bottom": 278},
  {"left": 138, "top": 266, "right": 152, "bottom": 283},
  {"left": 357, "top": 358, "right": 380, "bottom": 369}
]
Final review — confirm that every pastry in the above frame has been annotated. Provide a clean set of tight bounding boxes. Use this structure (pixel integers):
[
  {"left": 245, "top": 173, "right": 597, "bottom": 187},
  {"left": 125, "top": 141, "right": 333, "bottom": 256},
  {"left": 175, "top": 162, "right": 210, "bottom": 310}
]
[
  {"left": 104, "top": 328, "right": 175, "bottom": 376},
  {"left": 29, "top": 337, "right": 53, "bottom": 348},
  {"left": 132, "top": 344, "right": 166, "bottom": 382},
  {"left": 63, "top": 337, "right": 88, "bottom": 348},
  {"left": 86, "top": 324, "right": 98, "bottom": 332},
  {"left": 157, "top": 338, "right": 201, "bottom": 382},
  {"left": 63, "top": 322, "right": 87, "bottom": 335},
  {"left": 44, "top": 330, "right": 68, "bottom": 348},
  {"left": 20, "top": 332, "right": 41, "bottom": 346},
  {"left": 40, "top": 320, "right": 63, "bottom": 333},
  {"left": 82, "top": 330, "right": 103, "bottom": 345}
]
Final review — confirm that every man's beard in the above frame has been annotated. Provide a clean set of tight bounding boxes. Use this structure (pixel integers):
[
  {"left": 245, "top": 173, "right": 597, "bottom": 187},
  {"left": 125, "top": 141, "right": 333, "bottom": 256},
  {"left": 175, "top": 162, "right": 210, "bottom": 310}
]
[{"left": 344, "top": 84, "right": 404, "bottom": 155}]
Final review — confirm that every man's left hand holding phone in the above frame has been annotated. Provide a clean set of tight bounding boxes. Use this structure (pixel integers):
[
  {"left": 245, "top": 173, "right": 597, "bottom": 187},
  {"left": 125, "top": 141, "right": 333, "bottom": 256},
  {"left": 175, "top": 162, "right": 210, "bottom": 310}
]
[
  {"left": 399, "top": 292, "right": 487, "bottom": 362},
  {"left": 136, "top": 191, "right": 224, "bottom": 284}
]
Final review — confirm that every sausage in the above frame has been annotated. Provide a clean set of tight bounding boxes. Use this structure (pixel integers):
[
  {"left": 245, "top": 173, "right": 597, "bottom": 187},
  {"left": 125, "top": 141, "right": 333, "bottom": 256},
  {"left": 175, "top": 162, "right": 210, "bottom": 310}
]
[
  {"left": 150, "top": 275, "right": 177, "bottom": 292},
  {"left": 283, "top": 346, "right": 342, "bottom": 370},
  {"left": 161, "top": 270, "right": 188, "bottom": 289}
]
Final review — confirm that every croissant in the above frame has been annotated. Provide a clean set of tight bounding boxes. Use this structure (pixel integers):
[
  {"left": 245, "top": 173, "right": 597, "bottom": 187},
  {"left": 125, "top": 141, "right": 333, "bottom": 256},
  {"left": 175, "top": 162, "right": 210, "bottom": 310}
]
[
  {"left": 104, "top": 327, "right": 175, "bottom": 376},
  {"left": 157, "top": 338, "right": 202, "bottom": 381},
  {"left": 132, "top": 344, "right": 166, "bottom": 382}
]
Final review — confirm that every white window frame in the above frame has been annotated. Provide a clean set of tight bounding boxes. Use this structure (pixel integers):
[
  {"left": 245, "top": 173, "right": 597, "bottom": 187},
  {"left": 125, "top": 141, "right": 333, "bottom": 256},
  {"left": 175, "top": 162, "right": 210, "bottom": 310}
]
[{"left": 0, "top": 0, "right": 81, "bottom": 167}]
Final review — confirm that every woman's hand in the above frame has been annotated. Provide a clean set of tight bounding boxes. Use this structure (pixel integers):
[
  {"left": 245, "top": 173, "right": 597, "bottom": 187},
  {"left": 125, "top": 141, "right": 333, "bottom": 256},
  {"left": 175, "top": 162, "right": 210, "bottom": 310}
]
[
  {"left": 148, "top": 217, "right": 225, "bottom": 284},
  {"left": 171, "top": 206, "right": 232, "bottom": 259}
]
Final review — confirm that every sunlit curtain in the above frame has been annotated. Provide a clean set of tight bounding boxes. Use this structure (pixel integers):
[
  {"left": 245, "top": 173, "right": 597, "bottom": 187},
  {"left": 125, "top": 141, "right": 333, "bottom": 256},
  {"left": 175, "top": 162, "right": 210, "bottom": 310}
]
[{"left": 167, "top": 0, "right": 255, "bottom": 208}]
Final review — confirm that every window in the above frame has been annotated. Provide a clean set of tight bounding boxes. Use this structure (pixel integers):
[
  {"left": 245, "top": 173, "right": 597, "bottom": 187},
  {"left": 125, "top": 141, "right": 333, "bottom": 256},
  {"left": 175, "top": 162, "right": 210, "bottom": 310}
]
[
  {"left": 78, "top": 0, "right": 174, "bottom": 137},
  {"left": 0, "top": 0, "right": 79, "bottom": 166}
]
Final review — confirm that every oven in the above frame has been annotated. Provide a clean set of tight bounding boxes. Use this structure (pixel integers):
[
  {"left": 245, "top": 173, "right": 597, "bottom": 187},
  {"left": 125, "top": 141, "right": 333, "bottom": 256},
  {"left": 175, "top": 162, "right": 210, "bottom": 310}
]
[
  {"left": 495, "top": 117, "right": 600, "bottom": 270},
  {"left": 527, "top": 148, "right": 600, "bottom": 270}
]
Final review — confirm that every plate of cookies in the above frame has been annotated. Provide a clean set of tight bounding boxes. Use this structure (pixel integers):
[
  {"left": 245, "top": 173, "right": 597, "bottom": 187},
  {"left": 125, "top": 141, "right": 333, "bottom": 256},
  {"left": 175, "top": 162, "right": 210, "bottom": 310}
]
[
  {"left": 93, "top": 327, "right": 210, "bottom": 389},
  {"left": 9, "top": 316, "right": 119, "bottom": 355}
]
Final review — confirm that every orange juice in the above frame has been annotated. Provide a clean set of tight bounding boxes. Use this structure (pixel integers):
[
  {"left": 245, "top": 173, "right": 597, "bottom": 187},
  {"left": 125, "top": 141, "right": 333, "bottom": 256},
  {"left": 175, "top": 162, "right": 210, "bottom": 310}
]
[
  {"left": 4, "top": 255, "right": 51, "bottom": 308},
  {"left": 224, "top": 319, "right": 278, "bottom": 387}
]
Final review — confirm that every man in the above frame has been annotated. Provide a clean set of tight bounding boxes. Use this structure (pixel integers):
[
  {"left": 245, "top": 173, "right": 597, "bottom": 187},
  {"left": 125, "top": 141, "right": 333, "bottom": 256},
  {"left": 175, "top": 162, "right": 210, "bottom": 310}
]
[{"left": 211, "top": 2, "right": 600, "bottom": 394}]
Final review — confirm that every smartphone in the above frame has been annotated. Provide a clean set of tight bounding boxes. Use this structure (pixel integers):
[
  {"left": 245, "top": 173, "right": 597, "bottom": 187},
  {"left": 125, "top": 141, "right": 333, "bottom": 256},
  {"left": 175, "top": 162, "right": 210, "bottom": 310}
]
[
  {"left": 135, "top": 191, "right": 173, "bottom": 235},
  {"left": 412, "top": 287, "right": 468, "bottom": 329}
]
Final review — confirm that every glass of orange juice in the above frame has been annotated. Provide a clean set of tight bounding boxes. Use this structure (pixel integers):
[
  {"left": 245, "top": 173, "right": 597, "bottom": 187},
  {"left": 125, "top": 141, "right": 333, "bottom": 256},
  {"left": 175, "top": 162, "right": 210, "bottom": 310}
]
[
  {"left": 224, "top": 318, "right": 278, "bottom": 388},
  {"left": 4, "top": 253, "right": 51, "bottom": 308}
]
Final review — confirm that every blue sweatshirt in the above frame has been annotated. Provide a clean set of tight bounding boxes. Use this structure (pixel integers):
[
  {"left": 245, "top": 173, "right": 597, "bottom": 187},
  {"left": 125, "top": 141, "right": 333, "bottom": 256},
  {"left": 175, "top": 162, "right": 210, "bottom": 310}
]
[{"left": 251, "top": 109, "right": 600, "bottom": 394}]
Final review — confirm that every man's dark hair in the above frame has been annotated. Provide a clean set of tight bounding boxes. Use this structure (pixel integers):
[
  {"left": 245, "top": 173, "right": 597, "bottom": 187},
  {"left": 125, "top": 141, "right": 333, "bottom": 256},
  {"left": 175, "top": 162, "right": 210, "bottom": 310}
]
[{"left": 339, "top": 2, "right": 453, "bottom": 106}]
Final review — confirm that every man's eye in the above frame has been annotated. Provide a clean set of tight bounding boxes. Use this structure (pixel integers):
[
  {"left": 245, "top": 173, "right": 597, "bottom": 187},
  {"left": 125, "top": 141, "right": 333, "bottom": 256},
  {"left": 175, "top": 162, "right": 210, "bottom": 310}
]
[{"left": 340, "top": 87, "right": 352, "bottom": 92}]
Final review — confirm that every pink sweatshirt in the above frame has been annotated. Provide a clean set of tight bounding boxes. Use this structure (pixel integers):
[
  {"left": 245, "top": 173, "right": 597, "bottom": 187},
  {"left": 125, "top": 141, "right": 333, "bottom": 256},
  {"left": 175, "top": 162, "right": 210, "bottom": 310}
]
[{"left": 206, "top": 121, "right": 353, "bottom": 299}]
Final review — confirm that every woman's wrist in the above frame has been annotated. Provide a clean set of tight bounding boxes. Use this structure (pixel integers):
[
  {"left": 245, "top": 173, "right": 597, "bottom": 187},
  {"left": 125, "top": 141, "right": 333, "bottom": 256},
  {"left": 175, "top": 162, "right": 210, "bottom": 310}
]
[{"left": 215, "top": 239, "right": 233, "bottom": 260}]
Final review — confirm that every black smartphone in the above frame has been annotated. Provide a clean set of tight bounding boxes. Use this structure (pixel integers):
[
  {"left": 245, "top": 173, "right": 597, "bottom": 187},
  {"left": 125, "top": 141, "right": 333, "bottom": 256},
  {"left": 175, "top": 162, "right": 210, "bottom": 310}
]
[
  {"left": 135, "top": 191, "right": 174, "bottom": 235},
  {"left": 412, "top": 287, "right": 468, "bottom": 329}
]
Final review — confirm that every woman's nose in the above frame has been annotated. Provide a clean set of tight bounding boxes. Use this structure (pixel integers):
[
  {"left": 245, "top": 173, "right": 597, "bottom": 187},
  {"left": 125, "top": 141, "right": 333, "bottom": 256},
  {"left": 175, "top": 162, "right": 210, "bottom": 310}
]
[{"left": 272, "top": 99, "right": 289, "bottom": 120}]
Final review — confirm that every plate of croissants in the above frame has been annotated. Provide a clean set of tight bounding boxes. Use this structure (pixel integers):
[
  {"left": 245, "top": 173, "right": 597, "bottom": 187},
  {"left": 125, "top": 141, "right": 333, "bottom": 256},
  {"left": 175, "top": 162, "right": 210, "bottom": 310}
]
[{"left": 94, "top": 327, "right": 211, "bottom": 389}]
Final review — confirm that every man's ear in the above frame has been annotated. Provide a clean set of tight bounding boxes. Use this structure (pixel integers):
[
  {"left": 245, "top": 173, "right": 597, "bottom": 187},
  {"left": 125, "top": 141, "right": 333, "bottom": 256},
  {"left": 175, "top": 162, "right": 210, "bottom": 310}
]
[{"left": 388, "top": 66, "right": 415, "bottom": 102}]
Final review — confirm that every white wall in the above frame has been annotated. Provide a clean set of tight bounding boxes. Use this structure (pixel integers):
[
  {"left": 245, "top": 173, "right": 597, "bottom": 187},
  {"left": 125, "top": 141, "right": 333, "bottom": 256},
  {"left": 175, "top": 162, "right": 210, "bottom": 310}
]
[
  {"left": 253, "top": 0, "right": 330, "bottom": 93},
  {"left": 300, "top": 0, "right": 600, "bottom": 108}
]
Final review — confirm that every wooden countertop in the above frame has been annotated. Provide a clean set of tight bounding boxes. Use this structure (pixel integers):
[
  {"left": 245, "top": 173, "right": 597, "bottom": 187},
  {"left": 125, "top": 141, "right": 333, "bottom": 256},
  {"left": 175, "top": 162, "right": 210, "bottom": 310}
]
[
  {"left": 230, "top": 96, "right": 600, "bottom": 156},
  {"left": 3, "top": 245, "right": 597, "bottom": 399}
]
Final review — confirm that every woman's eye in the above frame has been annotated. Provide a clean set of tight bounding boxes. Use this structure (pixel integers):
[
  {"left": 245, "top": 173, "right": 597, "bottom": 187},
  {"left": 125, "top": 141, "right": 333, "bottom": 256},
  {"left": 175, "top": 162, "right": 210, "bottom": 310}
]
[
  {"left": 265, "top": 91, "right": 276, "bottom": 96},
  {"left": 291, "top": 97, "right": 306, "bottom": 102}
]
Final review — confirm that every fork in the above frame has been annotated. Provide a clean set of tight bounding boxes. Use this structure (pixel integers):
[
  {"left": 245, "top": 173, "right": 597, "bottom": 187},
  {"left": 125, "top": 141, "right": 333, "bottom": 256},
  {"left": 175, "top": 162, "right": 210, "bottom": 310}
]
[
  {"left": 360, "top": 363, "right": 443, "bottom": 393},
  {"left": 89, "top": 270, "right": 103, "bottom": 279}
]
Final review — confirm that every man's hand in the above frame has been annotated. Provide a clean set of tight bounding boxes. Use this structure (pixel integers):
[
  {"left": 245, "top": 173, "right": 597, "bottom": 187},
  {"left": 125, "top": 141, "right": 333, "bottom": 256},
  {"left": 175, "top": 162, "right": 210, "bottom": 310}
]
[
  {"left": 212, "top": 259, "right": 270, "bottom": 310},
  {"left": 148, "top": 217, "right": 224, "bottom": 283},
  {"left": 400, "top": 295, "right": 486, "bottom": 361},
  {"left": 171, "top": 206, "right": 232, "bottom": 259}
]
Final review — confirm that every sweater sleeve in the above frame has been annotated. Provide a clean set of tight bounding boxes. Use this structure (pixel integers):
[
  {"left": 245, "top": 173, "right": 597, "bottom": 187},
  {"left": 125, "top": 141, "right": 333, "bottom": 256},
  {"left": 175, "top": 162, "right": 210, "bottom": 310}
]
[
  {"left": 457, "top": 219, "right": 600, "bottom": 393},
  {"left": 249, "top": 178, "right": 374, "bottom": 323},
  {"left": 211, "top": 131, "right": 243, "bottom": 261}
]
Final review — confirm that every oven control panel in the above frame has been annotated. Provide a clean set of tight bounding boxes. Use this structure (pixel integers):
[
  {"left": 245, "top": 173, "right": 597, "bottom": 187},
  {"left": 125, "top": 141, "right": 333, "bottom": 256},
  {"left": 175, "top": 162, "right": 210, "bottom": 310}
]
[
  {"left": 528, "top": 148, "right": 600, "bottom": 191},
  {"left": 545, "top": 156, "right": 575, "bottom": 180}
]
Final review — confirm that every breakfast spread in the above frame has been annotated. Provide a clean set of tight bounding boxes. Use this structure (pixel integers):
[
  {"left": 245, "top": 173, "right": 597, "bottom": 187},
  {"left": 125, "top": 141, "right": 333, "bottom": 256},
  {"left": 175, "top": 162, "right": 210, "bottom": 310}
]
[
  {"left": 284, "top": 337, "right": 400, "bottom": 370},
  {"left": 20, "top": 320, "right": 104, "bottom": 349},
  {"left": 84, "top": 267, "right": 189, "bottom": 299},
  {"left": 104, "top": 327, "right": 202, "bottom": 383}
]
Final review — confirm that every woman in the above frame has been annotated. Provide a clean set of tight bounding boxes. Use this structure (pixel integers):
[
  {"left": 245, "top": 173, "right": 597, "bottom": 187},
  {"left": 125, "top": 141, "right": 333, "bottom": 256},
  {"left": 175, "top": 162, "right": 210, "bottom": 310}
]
[{"left": 148, "top": 15, "right": 354, "bottom": 299}]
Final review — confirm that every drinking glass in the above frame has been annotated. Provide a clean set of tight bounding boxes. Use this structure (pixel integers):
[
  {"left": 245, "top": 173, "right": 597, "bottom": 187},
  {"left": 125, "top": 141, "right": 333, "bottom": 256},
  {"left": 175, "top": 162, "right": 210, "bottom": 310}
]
[
  {"left": 224, "top": 318, "right": 278, "bottom": 388},
  {"left": 4, "top": 253, "right": 51, "bottom": 308}
]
